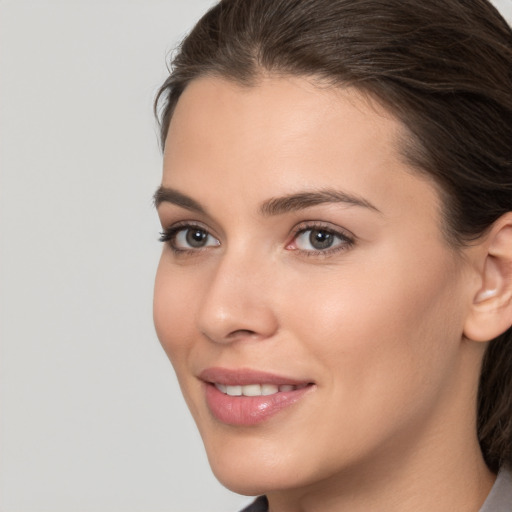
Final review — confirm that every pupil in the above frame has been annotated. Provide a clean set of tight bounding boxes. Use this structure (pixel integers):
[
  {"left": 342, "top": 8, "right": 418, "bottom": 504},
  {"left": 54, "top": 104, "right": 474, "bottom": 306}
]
[
  {"left": 309, "top": 229, "right": 333, "bottom": 250},
  {"left": 186, "top": 229, "right": 207, "bottom": 247}
]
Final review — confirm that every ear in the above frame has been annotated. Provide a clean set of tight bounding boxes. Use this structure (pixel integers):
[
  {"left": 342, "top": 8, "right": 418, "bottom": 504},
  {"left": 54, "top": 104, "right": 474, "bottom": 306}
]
[{"left": 463, "top": 212, "right": 512, "bottom": 343}]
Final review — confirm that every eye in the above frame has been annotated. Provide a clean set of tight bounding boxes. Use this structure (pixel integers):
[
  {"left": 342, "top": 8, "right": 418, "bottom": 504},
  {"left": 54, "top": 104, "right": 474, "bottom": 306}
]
[
  {"left": 175, "top": 227, "right": 217, "bottom": 249},
  {"left": 159, "top": 225, "right": 220, "bottom": 252},
  {"left": 296, "top": 228, "right": 339, "bottom": 250},
  {"left": 288, "top": 224, "right": 354, "bottom": 254}
]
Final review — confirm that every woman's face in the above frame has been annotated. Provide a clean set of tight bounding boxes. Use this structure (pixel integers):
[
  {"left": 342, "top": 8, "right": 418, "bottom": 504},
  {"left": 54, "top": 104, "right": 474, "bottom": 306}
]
[{"left": 154, "top": 76, "right": 479, "bottom": 495}]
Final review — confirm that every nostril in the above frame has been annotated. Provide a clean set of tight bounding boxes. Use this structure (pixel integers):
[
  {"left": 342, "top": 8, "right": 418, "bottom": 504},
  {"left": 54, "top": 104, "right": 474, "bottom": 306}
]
[{"left": 227, "top": 329, "right": 258, "bottom": 339}]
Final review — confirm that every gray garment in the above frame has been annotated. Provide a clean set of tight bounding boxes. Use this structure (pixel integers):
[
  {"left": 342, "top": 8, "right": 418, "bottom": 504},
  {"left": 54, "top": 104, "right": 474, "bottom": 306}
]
[
  {"left": 479, "top": 466, "right": 512, "bottom": 512},
  {"left": 240, "top": 466, "right": 512, "bottom": 512},
  {"left": 239, "top": 495, "right": 268, "bottom": 512}
]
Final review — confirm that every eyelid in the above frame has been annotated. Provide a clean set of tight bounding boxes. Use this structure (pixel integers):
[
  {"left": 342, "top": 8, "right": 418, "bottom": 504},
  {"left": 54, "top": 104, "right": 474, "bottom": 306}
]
[
  {"left": 159, "top": 221, "right": 220, "bottom": 253},
  {"left": 286, "top": 221, "right": 356, "bottom": 256}
]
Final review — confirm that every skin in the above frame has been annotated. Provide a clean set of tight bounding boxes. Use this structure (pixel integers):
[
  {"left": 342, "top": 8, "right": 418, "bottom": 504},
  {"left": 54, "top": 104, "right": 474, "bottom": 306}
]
[{"left": 154, "top": 75, "right": 496, "bottom": 512}]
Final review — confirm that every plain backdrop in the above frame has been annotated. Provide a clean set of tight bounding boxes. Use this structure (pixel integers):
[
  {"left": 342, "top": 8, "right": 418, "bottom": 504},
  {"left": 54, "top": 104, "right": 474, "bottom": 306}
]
[{"left": 0, "top": 1, "right": 511, "bottom": 511}]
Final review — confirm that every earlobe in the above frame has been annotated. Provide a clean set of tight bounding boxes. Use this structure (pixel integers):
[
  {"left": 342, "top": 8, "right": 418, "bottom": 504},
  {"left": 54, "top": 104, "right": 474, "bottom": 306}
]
[{"left": 464, "top": 213, "right": 512, "bottom": 343}]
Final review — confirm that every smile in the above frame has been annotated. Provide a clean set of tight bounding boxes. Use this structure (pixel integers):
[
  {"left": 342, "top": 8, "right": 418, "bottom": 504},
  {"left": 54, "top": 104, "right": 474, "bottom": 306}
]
[
  {"left": 200, "top": 368, "right": 315, "bottom": 426},
  {"left": 214, "top": 383, "right": 309, "bottom": 396}
]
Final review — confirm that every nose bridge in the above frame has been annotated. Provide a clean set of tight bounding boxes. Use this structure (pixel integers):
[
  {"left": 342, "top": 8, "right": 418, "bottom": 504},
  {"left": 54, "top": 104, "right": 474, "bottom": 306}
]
[{"left": 196, "top": 244, "right": 278, "bottom": 343}]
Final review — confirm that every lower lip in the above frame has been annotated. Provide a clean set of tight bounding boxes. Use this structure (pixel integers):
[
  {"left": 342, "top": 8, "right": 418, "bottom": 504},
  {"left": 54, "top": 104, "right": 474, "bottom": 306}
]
[{"left": 204, "top": 383, "right": 313, "bottom": 426}]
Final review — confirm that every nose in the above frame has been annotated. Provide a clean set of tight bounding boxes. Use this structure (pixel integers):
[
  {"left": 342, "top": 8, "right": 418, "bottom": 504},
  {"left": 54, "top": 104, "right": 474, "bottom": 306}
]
[{"left": 196, "top": 250, "right": 279, "bottom": 344}]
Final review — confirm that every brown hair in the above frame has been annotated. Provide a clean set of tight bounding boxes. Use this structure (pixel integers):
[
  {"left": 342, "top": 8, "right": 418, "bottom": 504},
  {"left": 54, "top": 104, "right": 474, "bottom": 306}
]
[{"left": 155, "top": 0, "right": 512, "bottom": 472}]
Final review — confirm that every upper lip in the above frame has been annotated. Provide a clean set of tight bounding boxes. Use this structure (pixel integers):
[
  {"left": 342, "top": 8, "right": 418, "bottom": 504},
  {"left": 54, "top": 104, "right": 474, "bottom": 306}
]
[{"left": 199, "top": 367, "right": 313, "bottom": 386}]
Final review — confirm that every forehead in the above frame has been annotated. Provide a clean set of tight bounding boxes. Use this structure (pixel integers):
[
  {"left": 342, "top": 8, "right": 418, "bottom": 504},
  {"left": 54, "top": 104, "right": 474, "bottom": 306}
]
[
  {"left": 165, "top": 75, "right": 402, "bottom": 162},
  {"left": 162, "top": 75, "right": 442, "bottom": 226}
]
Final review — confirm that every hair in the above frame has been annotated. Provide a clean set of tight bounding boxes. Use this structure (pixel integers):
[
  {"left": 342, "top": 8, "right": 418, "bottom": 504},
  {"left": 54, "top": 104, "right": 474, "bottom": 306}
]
[{"left": 154, "top": 0, "right": 512, "bottom": 472}]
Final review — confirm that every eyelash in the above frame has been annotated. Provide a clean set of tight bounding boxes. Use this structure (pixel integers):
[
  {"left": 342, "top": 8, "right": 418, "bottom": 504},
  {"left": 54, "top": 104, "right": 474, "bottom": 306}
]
[
  {"left": 159, "top": 222, "right": 215, "bottom": 255},
  {"left": 158, "top": 221, "right": 355, "bottom": 257},
  {"left": 288, "top": 222, "right": 355, "bottom": 257}
]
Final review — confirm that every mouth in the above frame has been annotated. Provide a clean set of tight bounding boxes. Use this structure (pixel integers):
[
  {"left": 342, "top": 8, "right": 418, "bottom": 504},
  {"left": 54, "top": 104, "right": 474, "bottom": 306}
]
[
  {"left": 199, "top": 368, "right": 315, "bottom": 426},
  {"left": 213, "top": 382, "right": 310, "bottom": 396}
]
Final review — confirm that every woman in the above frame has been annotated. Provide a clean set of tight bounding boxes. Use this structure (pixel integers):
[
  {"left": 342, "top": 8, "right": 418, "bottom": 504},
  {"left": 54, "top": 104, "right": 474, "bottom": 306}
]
[{"left": 153, "top": 0, "right": 512, "bottom": 510}]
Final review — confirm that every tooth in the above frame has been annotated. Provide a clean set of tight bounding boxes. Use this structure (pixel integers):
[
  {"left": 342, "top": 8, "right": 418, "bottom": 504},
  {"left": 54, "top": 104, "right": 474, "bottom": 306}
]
[
  {"left": 215, "top": 383, "right": 227, "bottom": 393},
  {"left": 261, "top": 384, "right": 279, "bottom": 396},
  {"left": 216, "top": 383, "right": 301, "bottom": 396},
  {"left": 242, "top": 384, "right": 262, "bottom": 396},
  {"left": 226, "top": 385, "right": 242, "bottom": 396}
]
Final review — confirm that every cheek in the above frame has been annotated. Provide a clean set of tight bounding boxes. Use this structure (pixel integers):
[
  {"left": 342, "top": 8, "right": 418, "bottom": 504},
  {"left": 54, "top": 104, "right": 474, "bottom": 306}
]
[
  {"left": 153, "top": 256, "right": 199, "bottom": 365},
  {"left": 280, "top": 247, "right": 465, "bottom": 409}
]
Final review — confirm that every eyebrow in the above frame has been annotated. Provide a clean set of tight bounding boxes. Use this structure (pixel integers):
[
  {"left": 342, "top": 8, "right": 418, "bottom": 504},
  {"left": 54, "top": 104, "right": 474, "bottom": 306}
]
[
  {"left": 259, "top": 189, "right": 381, "bottom": 216},
  {"left": 153, "top": 186, "right": 380, "bottom": 216},
  {"left": 153, "top": 186, "right": 206, "bottom": 214}
]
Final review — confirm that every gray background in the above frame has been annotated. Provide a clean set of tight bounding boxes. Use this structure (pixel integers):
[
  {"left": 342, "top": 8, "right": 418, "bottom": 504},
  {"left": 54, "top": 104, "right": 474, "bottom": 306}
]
[{"left": 1, "top": 1, "right": 511, "bottom": 511}]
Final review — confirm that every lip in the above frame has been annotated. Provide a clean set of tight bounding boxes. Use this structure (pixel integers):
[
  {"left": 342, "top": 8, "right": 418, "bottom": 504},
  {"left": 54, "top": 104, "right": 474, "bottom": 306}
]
[
  {"left": 200, "top": 367, "right": 311, "bottom": 386},
  {"left": 199, "top": 367, "right": 315, "bottom": 426}
]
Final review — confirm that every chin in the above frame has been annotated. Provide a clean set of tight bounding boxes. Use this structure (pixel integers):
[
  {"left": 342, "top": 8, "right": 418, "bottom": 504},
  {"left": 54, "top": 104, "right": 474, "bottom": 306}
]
[
  {"left": 212, "top": 471, "right": 271, "bottom": 497},
  {"left": 210, "top": 462, "right": 298, "bottom": 497},
  {"left": 202, "top": 431, "right": 331, "bottom": 497},
  {"left": 200, "top": 434, "right": 298, "bottom": 495}
]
